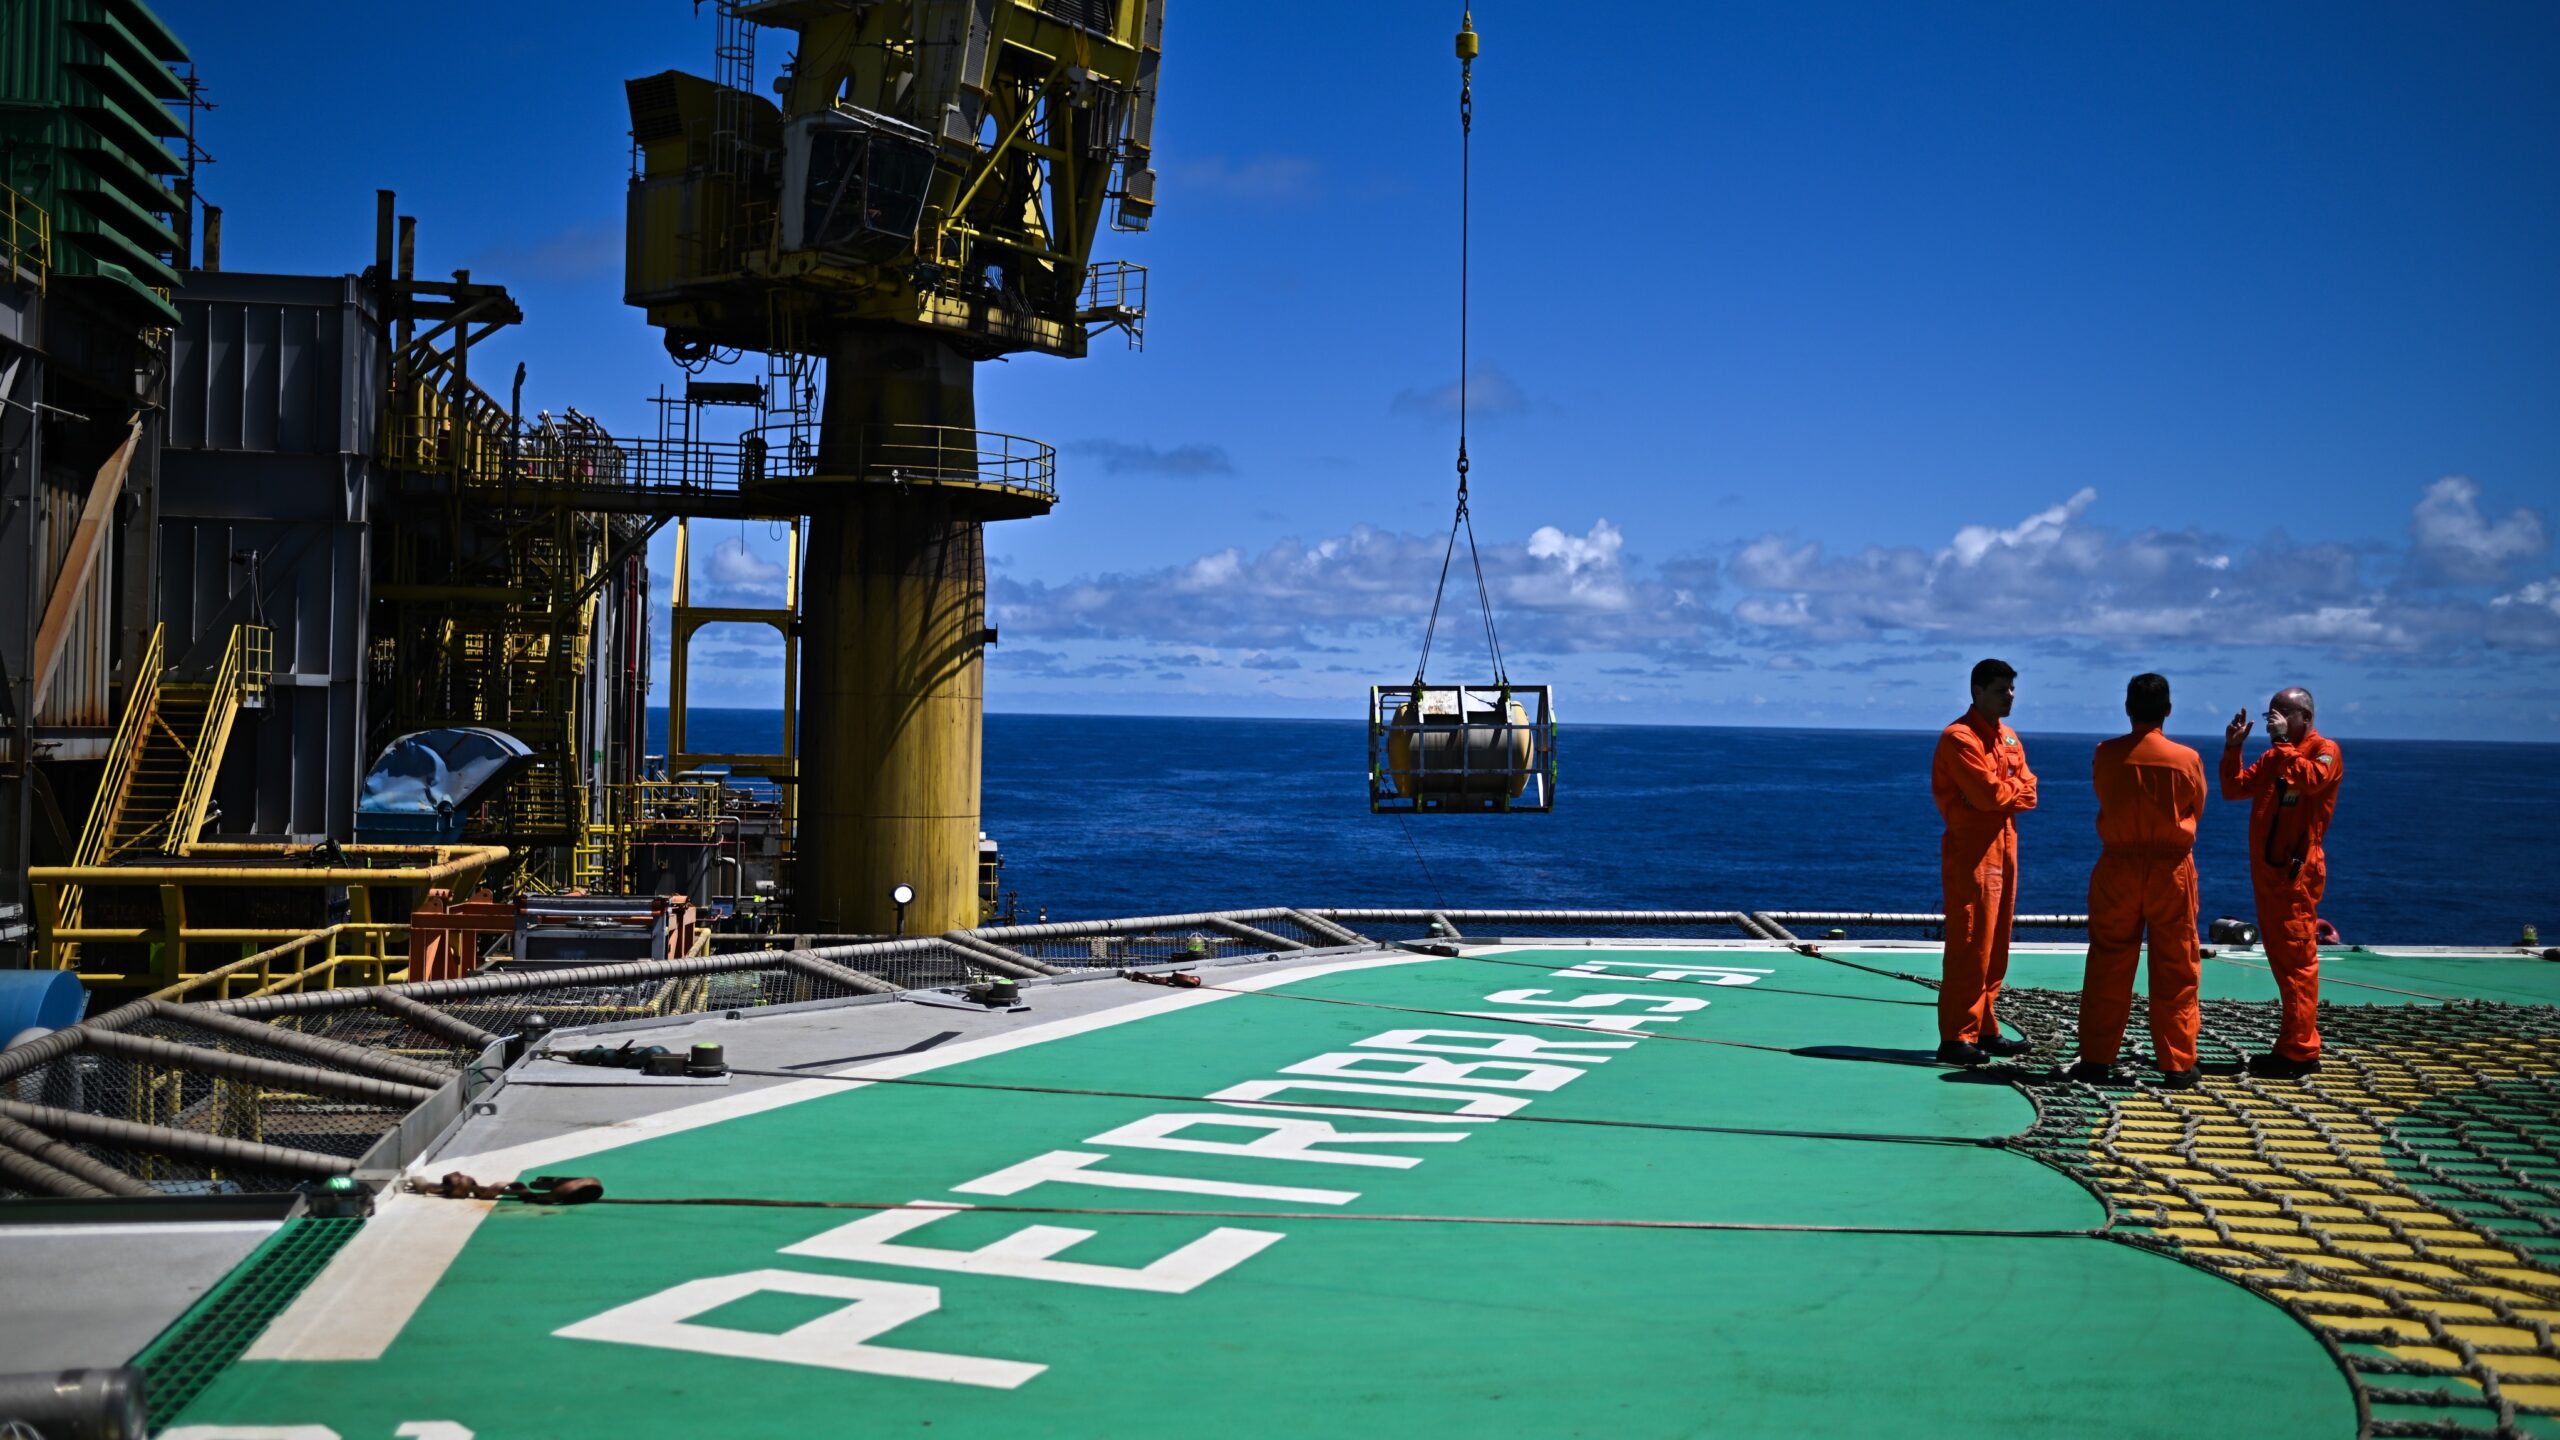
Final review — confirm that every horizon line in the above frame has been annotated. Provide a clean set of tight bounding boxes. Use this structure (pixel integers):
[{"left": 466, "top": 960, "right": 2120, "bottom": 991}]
[{"left": 640, "top": 706, "right": 2549, "bottom": 747}]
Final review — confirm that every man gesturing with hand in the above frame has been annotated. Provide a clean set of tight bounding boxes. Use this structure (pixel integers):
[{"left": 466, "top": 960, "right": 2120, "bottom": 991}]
[{"left": 2222, "top": 688, "right": 2345, "bottom": 1079}]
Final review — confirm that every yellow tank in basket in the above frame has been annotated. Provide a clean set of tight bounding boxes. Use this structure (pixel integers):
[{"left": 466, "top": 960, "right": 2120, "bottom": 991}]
[{"left": 1371, "top": 684, "right": 1556, "bottom": 814}]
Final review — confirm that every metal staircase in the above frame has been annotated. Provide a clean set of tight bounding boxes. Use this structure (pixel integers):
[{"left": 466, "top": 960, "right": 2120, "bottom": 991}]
[
  {"left": 77, "top": 623, "right": 270, "bottom": 863},
  {"left": 52, "top": 624, "right": 267, "bottom": 962}
]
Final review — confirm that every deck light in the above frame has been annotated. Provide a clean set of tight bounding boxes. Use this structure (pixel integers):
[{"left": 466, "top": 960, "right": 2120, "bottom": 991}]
[{"left": 891, "top": 883, "right": 914, "bottom": 935}]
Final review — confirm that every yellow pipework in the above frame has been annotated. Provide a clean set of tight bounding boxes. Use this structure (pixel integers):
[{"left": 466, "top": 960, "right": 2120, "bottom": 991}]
[{"left": 41, "top": 843, "right": 510, "bottom": 887}]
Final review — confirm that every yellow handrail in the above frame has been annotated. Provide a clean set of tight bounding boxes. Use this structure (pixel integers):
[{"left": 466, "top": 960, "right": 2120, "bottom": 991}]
[
  {"left": 53, "top": 624, "right": 167, "bottom": 961},
  {"left": 169, "top": 623, "right": 271, "bottom": 853},
  {"left": 2, "top": 183, "right": 49, "bottom": 294}
]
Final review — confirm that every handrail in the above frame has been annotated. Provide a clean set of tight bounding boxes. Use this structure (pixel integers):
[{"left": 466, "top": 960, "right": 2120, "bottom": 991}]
[
  {"left": 145, "top": 925, "right": 352, "bottom": 1002},
  {"left": 53, "top": 624, "right": 167, "bottom": 958},
  {"left": 33, "top": 843, "right": 510, "bottom": 889},
  {"left": 1, "top": 183, "right": 49, "bottom": 294},
  {"left": 74, "top": 623, "right": 163, "bottom": 870},
  {"left": 169, "top": 622, "right": 270, "bottom": 854},
  {"left": 384, "top": 406, "right": 1057, "bottom": 505}
]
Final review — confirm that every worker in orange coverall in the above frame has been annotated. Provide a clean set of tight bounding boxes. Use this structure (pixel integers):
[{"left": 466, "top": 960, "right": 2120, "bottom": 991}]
[
  {"left": 2071, "top": 673, "right": 2206, "bottom": 1089},
  {"left": 1930, "top": 658, "right": 2038, "bottom": 1066},
  {"left": 2223, "top": 686, "right": 2344, "bottom": 1079}
]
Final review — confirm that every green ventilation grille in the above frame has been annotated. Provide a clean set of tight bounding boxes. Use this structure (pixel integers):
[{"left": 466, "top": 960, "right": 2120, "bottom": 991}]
[{"left": 133, "top": 1215, "right": 363, "bottom": 1425}]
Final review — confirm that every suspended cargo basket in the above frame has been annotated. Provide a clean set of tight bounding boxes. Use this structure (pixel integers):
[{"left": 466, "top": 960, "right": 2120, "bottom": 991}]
[{"left": 1369, "top": 683, "right": 1556, "bottom": 814}]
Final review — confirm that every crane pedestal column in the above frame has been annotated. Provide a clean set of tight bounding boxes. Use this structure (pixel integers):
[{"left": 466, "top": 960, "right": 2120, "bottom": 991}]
[{"left": 796, "top": 332, "right": 990, "bottom": 935}]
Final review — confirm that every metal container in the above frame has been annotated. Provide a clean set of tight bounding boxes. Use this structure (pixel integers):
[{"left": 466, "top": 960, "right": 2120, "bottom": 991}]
[{"left": 162, "top": 271, "right": 385, "bottom": 841}]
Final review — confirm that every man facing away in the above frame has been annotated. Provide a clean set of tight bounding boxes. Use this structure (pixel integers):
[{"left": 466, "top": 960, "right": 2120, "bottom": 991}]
[
  {"left": 2071, "top": 674, "right": 2206, "bottom": 1088},
  {"left": 1930, "top": 658, "right": 2038, "bottom": 1066},
  {"left": 2223, "top": 686, "right": 2345, "bottom": 1079}
]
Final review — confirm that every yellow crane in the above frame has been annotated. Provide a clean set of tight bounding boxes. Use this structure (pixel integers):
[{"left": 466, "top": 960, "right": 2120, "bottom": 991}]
[{"left": 624, "top": 0, "right": 1160, "bottom": 932}]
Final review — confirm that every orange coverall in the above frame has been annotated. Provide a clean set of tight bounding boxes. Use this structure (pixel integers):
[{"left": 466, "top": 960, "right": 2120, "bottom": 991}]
[
  {"left": 2222, "top": 728, "right": 2344, "bottom": 1061},
  {"left": 2076, "top": 728, "right": 2207, "bottom": 1071},
  {"left": 1931, "top": 708, "right": 2037, "bottom": 1047}
]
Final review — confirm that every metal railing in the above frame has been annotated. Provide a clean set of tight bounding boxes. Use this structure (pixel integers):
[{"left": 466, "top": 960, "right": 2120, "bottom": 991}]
[
  {"left": 31, "top": 844, "right": 510, "bottom": 988},
  {"left": 1078, "top": 259, "right": 1147, "bottom": 349},
  {"left": 850, "top": 423, "right": 1056, "bottom": 499},
  {"left": 167, "top": 623, "right": 271, "bottom": 855},
  {"left": 384, "top": 403, "right": 1057, "bottom": 509},
  {"left": 2, "top": 183, "right": 50, "bottom": 293},
  {"left": 55, "top": 626, "right": 167, "bottom": 956},
  {"left": 72, "top": 625, "right": 164, "bottom": 873}
]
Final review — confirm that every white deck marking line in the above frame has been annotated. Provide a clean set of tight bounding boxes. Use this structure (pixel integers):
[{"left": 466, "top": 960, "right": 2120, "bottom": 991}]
[
  {"left": 241, "top": 1192, "right": 494, "bottom": 1363},
  {"left": 245, "top": 951, "right": 1435, "bottom": 1363},
  {"left": 0, "top": 1221, "right": 281, "bottom": 1239}
]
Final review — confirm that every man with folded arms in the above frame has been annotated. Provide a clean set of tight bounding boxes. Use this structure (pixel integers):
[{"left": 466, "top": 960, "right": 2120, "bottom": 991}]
[{"left": 1930, "top": 659, "right": 2038, "bottom": 1066}]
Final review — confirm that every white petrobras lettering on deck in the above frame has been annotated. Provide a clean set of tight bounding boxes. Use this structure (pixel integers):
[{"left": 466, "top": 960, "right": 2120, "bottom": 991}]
[
  {"left": 556, "top": 947, "right": 1742, "bottom": 1387},
  {"left": 1553, "top": 960, "right": 1778, "bottom": 985},
  {"left": 257, "top": 954, "right": 1434, "bottom": 1367},
  {"left": 1458, "top": 989, "right": 1715, "bottom": 1031}
]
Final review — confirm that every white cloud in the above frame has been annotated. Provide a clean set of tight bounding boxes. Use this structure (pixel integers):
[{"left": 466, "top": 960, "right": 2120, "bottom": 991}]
[
  {"left": 1515, "top": 520, "right": 1632, "bottom": 610},
  {"left": 1949, "top": 486, "right": 2095, "bottom": 565},
  {"left": 2489, "top": 576, "right": 2560, "bottom": 651},
  {"left": 2411, "top": 476, "right": 2546, "bottom": 582},
  {"left": 705, "top": 537, "right": 782, "bottom": 592},
  {"left": 992, "top": 519, "right": 1723, "bottom": 659},
  {"left": 974, "top": 476, "right": 2560, "bottom": 701},
  {"left": 1720, "top": 485, "right": 2464, "bottom": 656}
]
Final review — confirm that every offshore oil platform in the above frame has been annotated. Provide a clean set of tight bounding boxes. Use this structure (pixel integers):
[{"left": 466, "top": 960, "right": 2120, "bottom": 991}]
[
  {"left": 2, "top": 0, "right": 1165, "bottom": 998},
  {"left": 3, "top": 5, "right": 2556, "bottom": 1439}
]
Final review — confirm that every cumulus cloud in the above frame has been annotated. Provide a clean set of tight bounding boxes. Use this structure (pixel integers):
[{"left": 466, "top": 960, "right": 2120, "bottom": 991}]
[
  {"left": 1390, "top": 368, "right": 1531, "bottom": 421},
  {"left": 2489, "top": 576, "right": 2560, "bottom": 651},
  {"left": 705, "top": 538, "right": 782, "bottom": 590},
  {"left": 991, "top": 518, "right": 1725, "bottom": 660},
  {"left": 1719, "top": 484, "right": 2495, "bottom": 656},
  {"left": 1949, "top": 487, "right": 2096, "bottom": 565},
  {"left": 977, "top": 476, "right": 2556, "bottom": 692},
  {"left": 1073, "top": 439, "right": 1236, "bottom": 478},
  {"left": 2410, "top": 476, "right": 2547, "bottom": 583}
]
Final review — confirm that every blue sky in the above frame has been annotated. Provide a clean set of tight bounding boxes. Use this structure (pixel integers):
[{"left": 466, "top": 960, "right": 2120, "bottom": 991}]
[{"left": 159, "top": 1, "right": 2560, "bottom": 738}]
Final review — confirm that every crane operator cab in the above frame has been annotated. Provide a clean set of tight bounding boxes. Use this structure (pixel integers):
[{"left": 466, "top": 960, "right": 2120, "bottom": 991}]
[
  {"left": 1370, "top": 683, "right": 1556, "bottom": 814},
  {"left": 781, "top": 107, "right": 938, "bottom": 262}
]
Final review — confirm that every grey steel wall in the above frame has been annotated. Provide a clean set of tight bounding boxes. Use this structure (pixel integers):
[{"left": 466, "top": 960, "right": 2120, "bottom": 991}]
[{"left": 162, "top": 271, "right": 382, "bottom": 842}]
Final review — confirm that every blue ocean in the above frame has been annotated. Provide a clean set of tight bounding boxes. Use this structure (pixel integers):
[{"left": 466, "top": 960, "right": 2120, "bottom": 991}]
[{"left": 650, "top": 710, "right": 2556, "bottom": 945}]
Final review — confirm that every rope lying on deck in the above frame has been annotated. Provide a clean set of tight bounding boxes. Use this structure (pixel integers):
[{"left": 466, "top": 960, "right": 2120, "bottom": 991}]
[
  {"left": 685, "top": 1063, "right": 2000, "bottom": 1151},
  {"left": 2201, "top": 950, "right": 2466, "bottom": 1003},
  {"left": 423, "top": 1186, "right": 2101, "bottom": 1240}
]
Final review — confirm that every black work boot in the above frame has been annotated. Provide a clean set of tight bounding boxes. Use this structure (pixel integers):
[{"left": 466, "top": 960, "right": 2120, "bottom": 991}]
[
  {"left": 2153, "top": 1067, "right": 2201, "bottom": 1090},
  {"left": 1936, "top": 1039, "right": 1990, "bottom": 1067},
  {"left": 2247, "top": 1052, "right": 2322, "bottom": 1080},
  {"left": 1978, "top": 1033, "right": 2034, "bottom": 1058},
  {"left": 2064, "top": 1060, "right": 2127, "bottom": 1084}
]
